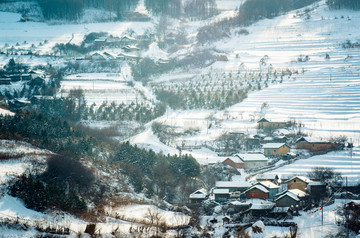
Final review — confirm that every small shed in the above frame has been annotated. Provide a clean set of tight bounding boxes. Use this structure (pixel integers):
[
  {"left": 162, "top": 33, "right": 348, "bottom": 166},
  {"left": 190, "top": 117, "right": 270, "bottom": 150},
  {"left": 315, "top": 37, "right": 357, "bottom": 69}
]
[
  {"left": 213, "top": 189, "right": 230, "bottom": 203},
  {"left": 189, "top": 188, "right": 208, "bottom": 204},
  {"left": 307, "top": 181, "right": 327, "bottom": 198}
]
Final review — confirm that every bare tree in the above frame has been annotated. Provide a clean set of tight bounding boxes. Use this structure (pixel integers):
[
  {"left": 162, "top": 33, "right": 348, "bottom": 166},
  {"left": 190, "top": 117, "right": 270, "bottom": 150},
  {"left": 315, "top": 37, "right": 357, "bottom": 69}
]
[
  {"left": 307, "top": 167, "right": 343, "bottom": 188},
  {"left": 145, "top": 208, "right": 164, "bottom": 237}
]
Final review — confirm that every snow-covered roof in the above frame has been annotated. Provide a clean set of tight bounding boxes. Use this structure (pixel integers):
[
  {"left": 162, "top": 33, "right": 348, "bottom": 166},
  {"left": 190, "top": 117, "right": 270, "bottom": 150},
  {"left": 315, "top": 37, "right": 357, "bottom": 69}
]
[
  {"left": 246, "top": 185, "right": 269, "bottom": 194},
  {"left": 235, "top": 153, "right": 268, "bottom": 162},
  {"left": 271, "top": 207, "right": 291, "bottom": 213},
  {"left": 258, "top": 118, "right": 269, "bottom": 122},
  {"left": 263, "top": 143, "right": 290, "bottom": 149},
  {"left": 257, "top": 174, "right": 279, "bottom": 180},
  {"left": 288, "top": 189, "right": 307, "bottom": 198},
  {"left": 0, "top": 108, "right": 15, "bottom": 117},
  {"left": 297, "top": 137, "right": 327, "bottom": 143},
  {"left": 215, "top": 181, "right": 250, "bottom": 188},
  {"left": 231, "top": 175, "right": 244, "bottom": 181},
  {"left": 250, "top": 202, "right": 274, "bottom": 210},
  {"left": 121, "top": 35, "right": 136, "bottom": 41},
  {"left": 142, "top": 42, "right": 168, "bottom": 61},
  {"left": 213, "top": 189, "right": 230, "bottom": 194},
  {"left": 276, "top": 191, "right": 300, "bottom": 202},
  {"left": 224, "top": 156, "right": 242, "bottom": 163},
  {"left": 308, "top": 181, "right": 326, "bottom": 186},
  {"left": 258, "top": 181, "right": 280, "bottom": 189},
  {"left": 189, "top": 188, "right": 207, "bottom": 199},
  {"left": 285, "top": 176, "right": 311, "bottom": 184}
]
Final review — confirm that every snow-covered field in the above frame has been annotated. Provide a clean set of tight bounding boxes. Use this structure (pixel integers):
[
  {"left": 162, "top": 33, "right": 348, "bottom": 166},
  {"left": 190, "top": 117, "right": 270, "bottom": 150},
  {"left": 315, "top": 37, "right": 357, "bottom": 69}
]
[
  {"left": 210, "top": 1, "right": 360, "bottom": 143},
  {"left": 0, "top": 12, "right": 152, "bottom": 53}
]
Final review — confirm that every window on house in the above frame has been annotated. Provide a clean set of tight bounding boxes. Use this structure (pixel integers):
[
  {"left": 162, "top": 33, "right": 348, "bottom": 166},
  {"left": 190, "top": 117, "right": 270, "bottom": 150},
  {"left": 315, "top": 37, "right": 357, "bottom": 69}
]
[
  {"left": 274, "top": 150, "right": 276, "bottom": 153},
  {"left": 267, "top": 150, "right": 271, "bottom": 154},
  {"left": 294, "top": 179, "right": 297, "bottom": 183}
]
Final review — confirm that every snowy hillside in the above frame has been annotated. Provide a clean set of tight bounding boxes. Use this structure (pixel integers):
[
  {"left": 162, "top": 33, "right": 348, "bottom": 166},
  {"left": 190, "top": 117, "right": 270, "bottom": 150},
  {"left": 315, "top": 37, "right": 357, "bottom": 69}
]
[{"left": 130, "top": 0, "right": 360, "bottom": 157}]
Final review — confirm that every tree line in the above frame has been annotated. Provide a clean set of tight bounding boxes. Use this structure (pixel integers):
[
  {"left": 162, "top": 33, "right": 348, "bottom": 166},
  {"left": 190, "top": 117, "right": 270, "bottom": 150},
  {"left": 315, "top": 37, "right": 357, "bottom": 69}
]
[
  {"left": 32, "top": 0, "right": 218, "bottom": 21},
  {"left": 326, "top": 0, "right": 360, "bottom": 10}
]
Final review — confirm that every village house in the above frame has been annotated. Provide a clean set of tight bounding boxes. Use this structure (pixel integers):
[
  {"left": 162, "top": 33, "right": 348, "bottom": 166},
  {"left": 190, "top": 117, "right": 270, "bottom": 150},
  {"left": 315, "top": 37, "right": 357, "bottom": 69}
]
[
  {"left": 227, "top": 201, "right": 252, "bottom": 213},
  {"left": 28, "top": 76, "right": 45, "bottom": 87},
  {"left": 222, "top": 157, "right": 245, "bottom": 169},
  {"left": 122, "top": 45, "right": 140, "bottom": 52},
  {"left": 245, "top": 185, "right": 269, "bottom": 200},
  {"left": 296, "top": 137, "right": 338, "bottom": 152},
  {"left": 275, "top": 191, "right": 300, "bottom": 208},
  {"left": 234, "top": 153, "right": 268, "bottom": 170},
  {"left": 189, "top": 188, "right": 208, "bottom": 204},
  {"left": 89, "top": 52, "right": 106, "bottom": 61},
  {"left": 0, "top": 78, "right": 11, "bottom": 85},
  {"left": 284, "top": 176, "right": 311, "bottom": 192},
  {"left": 117, "top": 52, "right": 141, "bottom": 62},
  {"left": 256, "top": 174, "right": 281, "bottom": 185},
  {"left": 121, "top": 35, "right": 137, "bottom": 45},
  {"left": 247, "top": 199, "right": 275, "bottom": 218},
  {"left": 257, "top": 118, "right": 289, "bottom": 129},
  {"left": 263, "top": 143, "right": 290, "bottom": 156},
  {"left": 256, "top": 181, "right": 280, "bottom": 199},
  {"left": 215, "top": 180, "right": 251, "bottom": 193}
]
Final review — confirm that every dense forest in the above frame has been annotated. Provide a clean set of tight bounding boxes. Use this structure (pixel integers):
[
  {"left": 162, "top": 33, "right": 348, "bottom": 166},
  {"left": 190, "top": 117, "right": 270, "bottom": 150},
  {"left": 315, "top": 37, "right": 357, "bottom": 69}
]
[
  {"left": 326, "top": 0, "right": 360, "bottom": 10},
  {"left": 0, "top": 109, "right": 202, "bottom": 214},
  {"left": 6, "top": 0, "right": 218, "bottom": 20}
]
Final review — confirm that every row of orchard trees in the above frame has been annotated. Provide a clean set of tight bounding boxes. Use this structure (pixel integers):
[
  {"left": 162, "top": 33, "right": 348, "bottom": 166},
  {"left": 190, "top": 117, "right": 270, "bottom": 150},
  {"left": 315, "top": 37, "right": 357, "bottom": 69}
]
[
  {"left": 35, "top": 0, "right": 217, "bottom": 21},
  {"left": 36, "top": 88, "right": 166, "bottom": 123}
]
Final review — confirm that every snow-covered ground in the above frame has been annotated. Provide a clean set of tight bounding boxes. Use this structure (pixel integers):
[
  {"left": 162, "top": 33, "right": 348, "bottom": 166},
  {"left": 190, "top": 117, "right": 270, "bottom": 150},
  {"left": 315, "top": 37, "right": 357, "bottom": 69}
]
[
  {"left": 265, "top": 147, "right": 360, "bottom": 185},
  {"left": 129, "top": 0, "right": 360, "bottom": 166},
  {"left": 0, "top": 140, "right": 191, "bottom": 236}
]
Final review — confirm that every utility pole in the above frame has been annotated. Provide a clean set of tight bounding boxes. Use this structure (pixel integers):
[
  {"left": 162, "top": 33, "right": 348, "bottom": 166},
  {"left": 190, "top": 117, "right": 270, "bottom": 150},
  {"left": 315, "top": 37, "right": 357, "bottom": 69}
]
[{"left": 321, "top": 200, "right": 323, "bottom": 226}]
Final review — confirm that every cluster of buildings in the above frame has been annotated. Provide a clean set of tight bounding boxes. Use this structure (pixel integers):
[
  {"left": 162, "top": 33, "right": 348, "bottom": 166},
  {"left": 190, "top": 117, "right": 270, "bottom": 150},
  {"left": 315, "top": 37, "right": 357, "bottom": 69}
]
[
  {"left": 0, "top": 70, "right": 45, "bottom": 86},
  {"left": 190, "top": 174, "right": 327, "bottom": 217},
  {"left": 188, "top": 118, "right": 345, "bottom": 217},
  {"left": 219, "top": 118, "right": 344, "bottom": 172}
]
